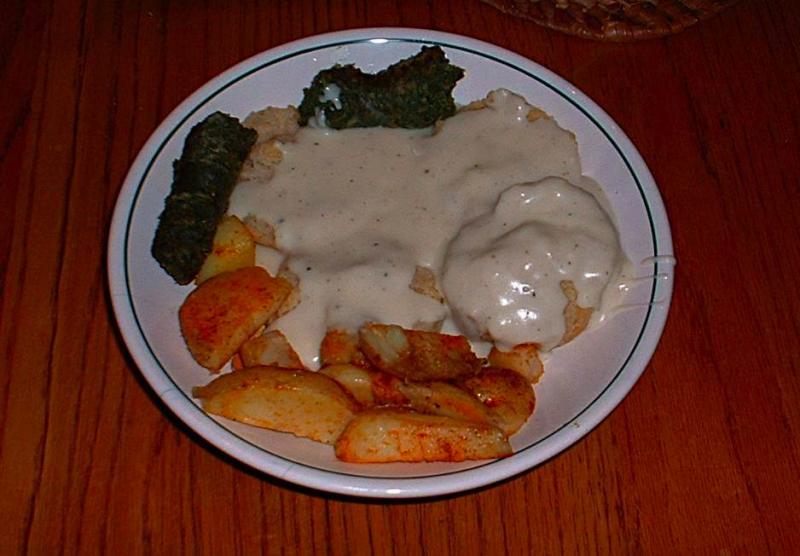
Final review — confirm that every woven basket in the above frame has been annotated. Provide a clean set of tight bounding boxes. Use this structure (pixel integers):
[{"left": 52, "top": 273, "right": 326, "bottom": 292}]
[{"left": 481, "top": 0, "right": 741, "bottom": 40}]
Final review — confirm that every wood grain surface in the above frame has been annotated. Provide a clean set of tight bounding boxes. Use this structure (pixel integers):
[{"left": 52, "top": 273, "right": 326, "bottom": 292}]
[{"left": 2, "top": 0, "right": 799, "bottom": 553}]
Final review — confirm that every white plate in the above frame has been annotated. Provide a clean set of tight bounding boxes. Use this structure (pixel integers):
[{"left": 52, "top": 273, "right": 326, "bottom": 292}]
[{"left": 108, "top": 28, "right": 675, "bottom": 498}]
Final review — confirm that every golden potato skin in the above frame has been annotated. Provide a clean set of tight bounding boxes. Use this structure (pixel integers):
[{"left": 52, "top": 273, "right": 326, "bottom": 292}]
[
  {"left": 359, "top": 324, "right": 481, "bottom": 381},
  {"left": 396, "top": 381, "right": 493, "bottom": 425},
  {"left": 274, "top": 266, "right": 301, "bottom": 319},
  {"left": 458, "top": 368, "right": 536, "bottom": 436},
  {"left": 335, "top": 409, "right": 511, "bottom": 463},
  {"left": 487, "top": 343, "right": 544, "bottom": 384},
  {"left": 320, "top": 364, "right": 409, "bottom": 408},
  {"left": 193, "top": 366, "right": 359, "bottom": 444},
  {"left": 195, "top": 215, "right": 256, "bottom": 284},
  {"left": 319, "top": 329, "right": 372, "bottom": 368},
  {"left": 319, "top": 364, "right": 377, "bottom": 406},
  {"left": 239, "top": 329, "right": 304, "bottom": 369},
  {"left": 179, "top": 267, "right": 291, "bottom": 371}
]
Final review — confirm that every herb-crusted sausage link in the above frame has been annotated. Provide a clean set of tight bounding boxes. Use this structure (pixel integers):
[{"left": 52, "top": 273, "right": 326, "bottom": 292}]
[
  {"left": 298, "top": 46, "right": 465, "bottom": 129},
  {"left": 152, "top": 111, "right": 257, "bottom": 284}
]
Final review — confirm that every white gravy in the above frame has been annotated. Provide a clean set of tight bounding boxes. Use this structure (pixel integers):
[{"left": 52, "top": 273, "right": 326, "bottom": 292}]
[
  {"left": 442, "top": 178, "right": 624, "bottom": 351},
  {"left": 228, "top": 89, "right": 629, "bottom": 367}
]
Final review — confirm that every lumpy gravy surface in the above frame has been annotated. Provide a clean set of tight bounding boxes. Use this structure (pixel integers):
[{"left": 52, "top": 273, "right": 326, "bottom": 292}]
[{"left": 229, "top": 90, "right": 627, "bottom": 366}]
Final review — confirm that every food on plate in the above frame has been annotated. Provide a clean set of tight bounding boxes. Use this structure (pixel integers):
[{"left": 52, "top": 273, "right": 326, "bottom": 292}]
[
  {"left": 319, "top": 329, "right": 372, "bottom": 368},
  {"left": 441, "top": 177, "right": 622, "bottom": 351},
  {"left": 409, "top": 266, "right": 445, "bottom": 303},
  {"left": 335, "top": 408, "right": 512, "bottom": 463},
  {"left": 194, "top": 215, "right": 256, "bottom": 284},
  {"left": 273, "top": 266, "right": 301, "bottom": 319},
  {"left": 320, "top": 362, "right": 534, "bottom": 436},
  {"left": 179, "top": 266, "right": 292, "bottom": 370},
  {"left": 487, "top": 343, "right": 544, "bottom": 384},
  {"left": 559, "top": 279, "right": 595, "bottom": 346},
  {"left": 152, "top": 47, "right": 634, "bottom": 463},
  {"left": 229, "top": 87, "right": 630, "bottom": 368},
  {"left": 319, "top": 364, "right": 380, "bottom": 406},
  {"left": 298, "top": 46, "right": 464, "bottom": 129},
  {"left": 239, "top": 107, "right": 300, "bottom": 185},
  {"left": 243, "top": 106, "right": 301, "bottom": 143},
  {"left": 152, "top": 112, "right": 257, "bottom": 284},
  {"left": 241, "top": 214, "right": 276, "bottom": 247},
  {"left": 358, "top": 323, "right": 481, "bottom": 381},
  {"left": 239, "top": 329, "right": 304, "bottom": 369},
  {"left": 457, "top": 368, "right": 536, "bottom": 436},
  {"left": 322, "top": 364, "right": 411, "bottom": 408},
  {"left": 394, "top": 380, "right": 494, "bottom": 426},
  {"left": 322, "top": 363, "right": 452, "bottom": 410},
  {"left": 193, "top": 366, "right": 359, "bottom": 444}
]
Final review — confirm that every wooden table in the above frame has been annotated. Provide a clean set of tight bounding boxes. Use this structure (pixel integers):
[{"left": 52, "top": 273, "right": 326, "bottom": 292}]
[{"left": 2, "top": 0, "right": 799, "bottom": 553}]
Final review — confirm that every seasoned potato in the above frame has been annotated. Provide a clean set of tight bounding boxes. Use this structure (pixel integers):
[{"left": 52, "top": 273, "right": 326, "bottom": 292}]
[
  {"left": 369, "top": 370, "right": 410, "bottom": 406},
  {"left": 487, "top": 343, "right": 544, "bottom": 384},
  {"left": 193, "top": 366, "right": 358, "bottom": 444},
  {"left": 396, "top": 381, "right": 493, "bottom": 425},
  {"left": 320, "top": 364, "right": 376, "bottom": 406},
  {"left": 319, "top": 329, "right": 371, "bottom": 368},
  {"left": 458, "top": 368, "right": 536, "bottom": 436},
  {"left": 179, "top": 267, "right": 292, "bottom": 371},
  {"left": 320, "top": 364, "right": 408, "bottom": 407},
  {"left": 195, "top": 215, "right": 256, "bottom": 284},
  {"left": 230, "top": 352, "right": 244, "bottom": 371},
  {"left": 559, "top": 280, "right": 593, "bottom": 346},
  {"left": 359, "top": 324, "right": 481, "bottom": 381},
  {"left": 335, "top": 409, "right": 511, "bottom": 463},
  {"left": 275, "top": 266, "right": 301, "bottom": 318},
  {"left": 239, "top": 329, "right": 303, "bottom": 369}
]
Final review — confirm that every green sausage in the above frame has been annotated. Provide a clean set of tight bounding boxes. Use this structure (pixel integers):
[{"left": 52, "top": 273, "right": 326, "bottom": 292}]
[{"left": 151, "top": 112, "right": 257, "bottom": 284}]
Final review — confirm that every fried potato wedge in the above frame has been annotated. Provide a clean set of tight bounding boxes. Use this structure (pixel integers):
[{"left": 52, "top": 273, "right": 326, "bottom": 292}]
[
  {"left": 487, "top": 342, "right": 544, "bottom": 384},
  {"left": 458, "top": 368, "right": 536, "bottom": 436},
  {"left": 193, "top": 366, "right": 358, "bottom": 444},
  {"left": 559, "top": 280, "right": 593, "bottom": 346},
  {"left": 359, "top": 324, "right": 481, "bottom": 381},
  {"left": 239, "top": 329, "right": 303, "bottom": 369},
  {"left": 195, "top": 215, "right": 256, "bottom": 284},
  {"left": 320, "top": 329, "right": 371, "bottom": 368},
  {"left": 231, "top": 352, "right": 245, "bottom": 371},
  {"left": 335, "top": 409, "right": 511, "bottom": 463},
  {"left": 396, "top": 381, "right": 493, "bottom": 425},
  {"left": 369, "top": 370, "right": 410, "bottom": 406},
  {"left": 320, "top": 364, "right": 408, "bottom": 407},
  {"left": 274, "top": 266, "right": 301, "bottom": 319},
  {"left": 179, "top": 267, "right": 292, "bottom": 371},
  {"left": 320, "top": 364, "right": 376, "bottom": 406}
]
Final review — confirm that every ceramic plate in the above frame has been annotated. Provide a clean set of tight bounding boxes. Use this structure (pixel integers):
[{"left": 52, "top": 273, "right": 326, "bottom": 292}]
[{"left": 108, "top": 28, "right": 675, "bottom": 498}]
